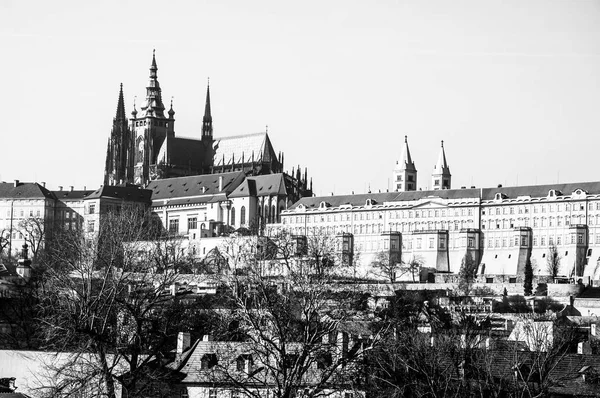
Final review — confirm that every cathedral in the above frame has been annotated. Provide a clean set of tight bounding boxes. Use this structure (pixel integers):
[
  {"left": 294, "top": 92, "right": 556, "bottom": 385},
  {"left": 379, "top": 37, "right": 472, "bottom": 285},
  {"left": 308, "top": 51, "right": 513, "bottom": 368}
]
[{"left": 104, "top": 51, "right": 311, "bottom": 200}]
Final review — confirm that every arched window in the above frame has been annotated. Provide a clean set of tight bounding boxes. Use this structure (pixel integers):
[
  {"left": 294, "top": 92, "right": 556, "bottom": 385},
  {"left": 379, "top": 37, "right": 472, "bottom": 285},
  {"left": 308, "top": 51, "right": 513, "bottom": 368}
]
[
  {"left": 240, "top": 206, "right": 246, "bottom": 225},
  {"left": 271, "top": 205, "right": 276, "bottom": 223},
  {"left": 231, "top": 207, "right": 236, "bottom": 226}
]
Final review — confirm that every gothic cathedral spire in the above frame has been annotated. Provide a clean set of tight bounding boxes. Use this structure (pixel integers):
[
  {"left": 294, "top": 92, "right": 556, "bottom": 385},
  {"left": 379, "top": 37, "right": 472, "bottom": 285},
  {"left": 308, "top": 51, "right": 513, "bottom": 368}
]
[
  {"left": 431, "top": 140, "right": 451, "bottom": 190},
  {"left": 393, "top": 135, "right": 417, "bottom": 192},
  {"left": 104, "top": 84, "right": 132, "bottom": 185},
  {"left": 202, "top": 81, "right": 213, "bottom": 140}
]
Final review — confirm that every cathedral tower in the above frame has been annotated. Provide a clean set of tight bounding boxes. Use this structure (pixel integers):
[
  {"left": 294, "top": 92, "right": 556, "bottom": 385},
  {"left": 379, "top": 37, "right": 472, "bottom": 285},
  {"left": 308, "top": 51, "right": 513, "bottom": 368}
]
[
  {"left": 130, "top": 50, "right": 175, "bottom": 184},
  {"left": 431, "top": 140, "right": 451, "bottom": 190},
  {"left": 393, "top": 136, "right": 417, "bottom": 192},
  {"left": 104, "top": 84, "right": 132, "bottom": 185}
]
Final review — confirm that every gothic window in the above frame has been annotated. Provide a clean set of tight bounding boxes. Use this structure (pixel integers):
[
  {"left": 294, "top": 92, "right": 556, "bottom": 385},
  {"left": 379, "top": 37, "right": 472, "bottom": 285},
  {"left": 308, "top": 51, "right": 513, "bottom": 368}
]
[
  {"left": 238, "top": 206, "right": 245, "bottom": 225},
  {"left": 231, "top": 208, "right": 236, "bottom": 226}
]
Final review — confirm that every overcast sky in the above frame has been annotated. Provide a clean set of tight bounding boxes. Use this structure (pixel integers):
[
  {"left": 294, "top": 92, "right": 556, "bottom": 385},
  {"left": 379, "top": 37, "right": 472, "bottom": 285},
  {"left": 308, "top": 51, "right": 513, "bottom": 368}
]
[{"left": 1, "top": 0, "right": 600, "bottom": 196}]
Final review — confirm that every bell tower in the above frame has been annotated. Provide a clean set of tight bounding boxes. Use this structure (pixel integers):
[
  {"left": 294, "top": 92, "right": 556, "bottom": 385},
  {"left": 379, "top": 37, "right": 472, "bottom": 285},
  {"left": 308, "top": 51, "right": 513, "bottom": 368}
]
[
  {"left": 431, "top": 140, "right": 451, "bottom": 190},
  {"left": 393, "top": 136, "right": 417, "bottom": 192},
  {"left": 130, "top": 50, "right": 175, "bottom": 184}
]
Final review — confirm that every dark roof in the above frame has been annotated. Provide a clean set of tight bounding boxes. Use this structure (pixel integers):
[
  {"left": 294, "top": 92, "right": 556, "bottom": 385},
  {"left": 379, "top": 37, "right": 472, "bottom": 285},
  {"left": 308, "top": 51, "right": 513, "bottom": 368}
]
[
  {"left": 479, "top": 181, "right": 600, "bottom": 201},
  {"left": 162, "top": 136, "right": 205, "bottom": 170},
  {"left": 290, "top": 192, "right": 399, "bottom": 210},
  {"left": 85, "top": 185, "right": 152, "bottom": 203},
  {"left": 289, "top": 181, "right": 600, "bottom": 210},
  {"left": 229, "top": 174, "right": 287, "bottom": 198},
  {"left": 52, "top": 190, "right": 94, "bottom": 201},
  {"left": 147, "top": 172, "right": 246, "bottom": 202},
  {"left": 0, "top": 182, "right": 55, "bottom": 200}
]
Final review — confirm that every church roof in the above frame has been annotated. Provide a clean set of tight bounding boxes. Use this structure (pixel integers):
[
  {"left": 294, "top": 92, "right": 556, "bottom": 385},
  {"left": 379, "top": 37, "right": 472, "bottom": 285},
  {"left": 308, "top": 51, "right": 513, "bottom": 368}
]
[
  {"left": 212, "top": 132, "right": 277, "bottom": 166},
  {"left": 148, "top": 172, "right": 246, "bottom": 202},
  {"left": 159, "top": 136, "right": 205, "bottom": 170},
  {"left": 229, "top": 174, "right": 287, "bottom": 198},
  {"left": 0, "top": 182, "right": 55, "bottom": 200}
]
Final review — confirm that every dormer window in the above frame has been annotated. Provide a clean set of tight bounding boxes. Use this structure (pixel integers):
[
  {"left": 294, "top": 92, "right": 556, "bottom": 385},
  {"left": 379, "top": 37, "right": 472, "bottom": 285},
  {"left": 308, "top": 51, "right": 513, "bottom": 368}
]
[
  {"left": 236, "top": 354, "right": 254, "bottom": 373},
  {"left": 319, "top": 201, "right": 331, "bottom": 209},
  {"left": 201, "top": 353, "right": 218, "bottom": 370},
  {"left": 365, "top": 199, "right": 377, "bottom": 207},
  {"left": 494, "top": 193, "right": 507, "bottom": 201}
]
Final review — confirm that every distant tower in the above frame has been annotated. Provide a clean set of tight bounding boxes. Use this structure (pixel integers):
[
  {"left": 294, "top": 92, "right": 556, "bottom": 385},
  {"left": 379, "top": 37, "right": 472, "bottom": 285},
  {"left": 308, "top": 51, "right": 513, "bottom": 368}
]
[
  {"left": 202, "top": 82, "right": 213, "bottom": 140},
  {"left": 431, "top": 140, "right": 451, "bottom": 190},
  {"left": 201, "top": 82, "right": 215, "bottom": 173},
  {"left": 104, "top": 84, "right": 132, "bottom": 185},
  {"left": 393, "top": 136, "right": 417, "bottom": 192},
  {"left": 130, "top": 50, "right": 175, "bottom": 184}
]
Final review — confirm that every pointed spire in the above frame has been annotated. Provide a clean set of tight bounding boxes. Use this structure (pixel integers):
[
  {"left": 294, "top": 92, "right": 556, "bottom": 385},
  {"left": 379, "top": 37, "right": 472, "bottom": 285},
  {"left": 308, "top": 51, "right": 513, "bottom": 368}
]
[
  {"left": 141, "top": 49, "right": 165, "bottom": 117},
  {"left": 202, "top": 80, "right": 213, "bottom": 139},
  {"left": 432, "top": 140, "right": 451, "bottom": 190},
  {"left": 115, "top": 83, "right": 126, "bottom": 121},
  {"left": 435, "top": 140, "right": 449, "bottom": 172},
  {"left": 398, "top": 135, "right": 415, "bottom": 169},
  {"left": 150, "top": 49, "right": 157, "bottom": 77}
]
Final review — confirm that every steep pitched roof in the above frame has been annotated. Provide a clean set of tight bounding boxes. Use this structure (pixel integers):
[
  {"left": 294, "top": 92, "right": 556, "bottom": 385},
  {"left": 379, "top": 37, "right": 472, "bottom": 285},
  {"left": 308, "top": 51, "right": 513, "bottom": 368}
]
[
  {"left": 147, "top": 172, "right": 246, "bottom": 202},
  {"left": 159, "top": 136, "right": 205, "bottom": 170},
  {"left": 229, "top": 174, "right": 287, "bottom": 198},
  {"left": 212, "top": 132, "right": 277, "bottom": 166},
  {"left": 85, "top": 185, "right": 152, "bottom": 203},
  {"left": 0, "top": 182, "right": 55, "bottom": 200}
]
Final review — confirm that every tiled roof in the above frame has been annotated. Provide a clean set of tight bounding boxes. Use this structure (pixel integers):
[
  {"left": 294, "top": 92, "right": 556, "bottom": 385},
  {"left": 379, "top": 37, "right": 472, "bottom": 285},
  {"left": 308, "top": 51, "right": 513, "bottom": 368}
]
[
  {"left": 52, "top": 190, "right": 94, "bottom": 201},
  {"left": 289, "top": 181, "right": 600, "bottom": 210},
  {"left": 85, "top": 185, "right": 152, "bottom": 203},
  {"left": 290, "top": 192, "right": 399, "bottom": 210},
  {"left": 148, "top": 172, "right": 246, "bottom": 202},
  {"left": 480, "top": 181, "right": 600, "bottom": 201},
  {"left": 212, "top": 133, "right": 276, "bottom": 165},
  {"left": 229, "top": 174, "right": 287, "bottom": 198},
  {"left": 0, "top": 183, "right": 55, "bottom": 200}
]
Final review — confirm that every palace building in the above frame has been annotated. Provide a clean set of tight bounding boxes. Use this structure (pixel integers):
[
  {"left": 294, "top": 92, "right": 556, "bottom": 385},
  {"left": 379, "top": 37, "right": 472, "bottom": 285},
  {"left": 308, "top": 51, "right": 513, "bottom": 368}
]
[{"left": 268, "top": 137, "right": 600, "bottom": 282}]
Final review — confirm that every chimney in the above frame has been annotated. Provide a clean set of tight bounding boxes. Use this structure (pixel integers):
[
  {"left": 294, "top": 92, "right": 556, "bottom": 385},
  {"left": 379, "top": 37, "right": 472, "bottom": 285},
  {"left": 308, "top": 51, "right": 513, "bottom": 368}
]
[
  {"left": 177, "top": 332, "right": 191, "bottom": 353},
  {"left": 41, "top": 182, "right": 46, "bottom": 188},
  {"left": 70, "top": 186, "right": 74, "bottom": 192},
  {"left": 218, "top": 176, "right": 223, "bottom": 192},
  {"left": 84, "top": 186, "right": 86, "bottom": 191},
  {"left": 13, "top": 179, "right": 19, "bottom": 187},
  {"left": 58, "top": 186, "right": 63, "bottom": 191}
]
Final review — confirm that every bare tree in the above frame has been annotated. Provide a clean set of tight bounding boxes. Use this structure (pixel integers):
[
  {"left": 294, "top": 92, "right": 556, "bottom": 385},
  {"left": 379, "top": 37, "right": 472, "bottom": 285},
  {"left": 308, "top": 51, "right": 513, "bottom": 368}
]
[
  {"left": 458, "top": 252, "right": 478, "bottom": 295},
  {"left": 36, "top": 206, "right": 195, "bottom": 398},
  {"left": 546, "top": 244, "right": 561, "bottom": 280},
  {"left": 401, "top": 255, "right": 424, "bottom": 282},
  {"left": 18, "top": 216, "right": 47, "bottom": 259},
  {"left": 370, "top": 250, "right": 400, "bottom": 283},
  {"left": 212, "top": 231, "right": 377, "bottom": 398}
]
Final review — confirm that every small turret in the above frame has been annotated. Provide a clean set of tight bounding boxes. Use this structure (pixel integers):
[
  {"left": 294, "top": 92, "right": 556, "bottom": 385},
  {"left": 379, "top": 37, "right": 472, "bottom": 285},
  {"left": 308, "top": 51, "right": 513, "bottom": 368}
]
[
  {"left": 393, "top": 135, "right": 418, "bottom": 191},
  {"left": 432, "top": 140, "right": 451, "bottom": 190}
]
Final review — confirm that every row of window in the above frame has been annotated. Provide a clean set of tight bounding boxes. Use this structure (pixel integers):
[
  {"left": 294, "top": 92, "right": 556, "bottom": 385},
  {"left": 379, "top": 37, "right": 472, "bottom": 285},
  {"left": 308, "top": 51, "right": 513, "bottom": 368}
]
[{"left": 4, "top": 209, "right": 42, "bottom": 218}]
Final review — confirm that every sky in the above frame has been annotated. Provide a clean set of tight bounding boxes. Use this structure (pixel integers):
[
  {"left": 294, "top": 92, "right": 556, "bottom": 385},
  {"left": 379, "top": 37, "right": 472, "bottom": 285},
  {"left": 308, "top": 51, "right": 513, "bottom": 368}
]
[{"left": 1, "top": 0, "right": 600, "bottom": 196}]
